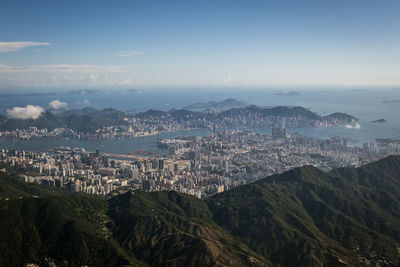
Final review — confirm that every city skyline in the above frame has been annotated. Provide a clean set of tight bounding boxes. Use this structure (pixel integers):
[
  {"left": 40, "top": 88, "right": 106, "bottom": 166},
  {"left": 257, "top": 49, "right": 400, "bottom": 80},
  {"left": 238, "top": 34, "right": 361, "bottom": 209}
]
[{"left": 1, "top": 0, "right": 400, "bottom": 89}]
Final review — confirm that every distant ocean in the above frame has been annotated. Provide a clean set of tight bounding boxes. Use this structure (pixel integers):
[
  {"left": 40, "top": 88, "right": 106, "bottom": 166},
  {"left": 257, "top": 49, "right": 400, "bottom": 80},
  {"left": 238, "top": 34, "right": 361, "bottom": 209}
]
[{"left": 0, "top": 88, "right": 399, "bottom": 153}]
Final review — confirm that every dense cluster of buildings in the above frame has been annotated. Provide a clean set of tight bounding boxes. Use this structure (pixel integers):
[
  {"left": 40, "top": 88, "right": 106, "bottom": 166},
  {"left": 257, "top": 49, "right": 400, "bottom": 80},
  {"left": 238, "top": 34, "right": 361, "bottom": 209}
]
[
  {"left": 0, "top": 121, "right": 161, "bottom": 140},
  {"left": 1, "top": 125, "right": 399, "bottom": 198}
]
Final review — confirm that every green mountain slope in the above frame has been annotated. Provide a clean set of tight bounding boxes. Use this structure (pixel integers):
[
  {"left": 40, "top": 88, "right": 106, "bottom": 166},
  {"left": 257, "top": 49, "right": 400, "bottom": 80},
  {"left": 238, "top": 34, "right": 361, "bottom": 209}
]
[
  {"left": 208, "top": 160, "right": 400, "bottom": 266},
  {"left": 62, "top": 107, "right": 131, "bottom": 133},
  {"left": 0, "top": 111, "right": 64, "bottom": 131},
  {"left": 108, "top": 190, "right": 268, "bottom": 266},
  {"left": 0, "top": 108, "right": 131, "bottom": 133},
  {"left": 0, "top": 169, "right": 141, "bottom": 267},
  {"left": 1, "top": 156, "right": 400, "bottom": 266}
]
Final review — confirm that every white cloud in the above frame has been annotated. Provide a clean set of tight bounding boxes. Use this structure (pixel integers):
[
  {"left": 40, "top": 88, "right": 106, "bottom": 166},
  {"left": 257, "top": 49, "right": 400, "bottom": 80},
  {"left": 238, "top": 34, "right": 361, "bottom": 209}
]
[
  {"left": 75, "top": 99, "right": 90, "bottom": 105},
  {"left": 89, "top": 74, "right": 98, "bottom": 81},
  {"left": 49, "top": 100, "right": 68, "bottom": 109},
  {"left": 0, "top": 64, "right": 25, "bottom": 71},
  {"left": 0, "top": 42, "right": 51, "bottom": 53},
  {"left": 31, "top": 64, "right": 123, "bottom": 73},
  {"left": 117, "top": 50, "right": 143, "bottom": 56},
  {"left": 7, "top": 105, "right": 45, "bottom": 119},
  {"left": 0, "top": 64, "right": 123, "bottom": 73},
  {"left": 223, "top": 74, "right": 232, "bottom": 84}
]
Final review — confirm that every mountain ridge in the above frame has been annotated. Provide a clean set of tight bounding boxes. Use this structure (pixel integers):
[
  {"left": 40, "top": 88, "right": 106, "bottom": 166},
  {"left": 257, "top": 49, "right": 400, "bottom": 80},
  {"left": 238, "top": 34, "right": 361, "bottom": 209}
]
[
  {"left": 0, "top": 105, "right": 357, "bottom": 133},
  {"left": 1, "top": 156, "right": 400, "bottom": 266}
]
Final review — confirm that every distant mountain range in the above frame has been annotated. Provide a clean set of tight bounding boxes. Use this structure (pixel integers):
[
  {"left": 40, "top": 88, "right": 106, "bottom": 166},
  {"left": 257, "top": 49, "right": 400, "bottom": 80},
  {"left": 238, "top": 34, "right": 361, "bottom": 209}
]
[
  {"left": 135, "top": 105, "right": 357, "bottom": 124},
  {"left": 274, "top": 91, "right": 302, "bottom": 96},
  {"left": 66, "top": 89, "right": 106, "bottom": 95},
  {"left": 0, "top": 105, "right": 357, "bottom": 133},
  {"left": 382, "top": 99, "right": 400, "bottom": 104},
  {"left": 183, "top": 98, "right": 249, "bottom": 111},
  {"left": 67, "top": 89, "right": 145, "bottom": 95},
  {"left": 0, "top": 107, "right": 131, "bottom": 133},
  {"left": 1, "top": 156, "right": 400, "bottom": 266},
  {"left": 0, "top": 92, "right": 57, "bottom": 97}
]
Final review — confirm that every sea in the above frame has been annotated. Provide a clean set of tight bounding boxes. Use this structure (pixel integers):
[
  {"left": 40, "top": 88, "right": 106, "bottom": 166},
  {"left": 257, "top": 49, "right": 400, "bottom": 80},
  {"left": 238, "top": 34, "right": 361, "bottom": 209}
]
[{"left": 0, "top": 87, "right": 399, "bottom": 154}]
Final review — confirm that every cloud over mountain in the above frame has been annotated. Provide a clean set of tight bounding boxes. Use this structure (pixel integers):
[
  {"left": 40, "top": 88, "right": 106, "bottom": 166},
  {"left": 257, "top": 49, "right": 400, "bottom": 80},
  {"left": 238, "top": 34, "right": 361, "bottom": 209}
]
[
  {"left": 49, "top": 100, "right": 68, "bottom": 110},
  {"left": 7, "top": 105, "right": 45, "bottom": 119}
]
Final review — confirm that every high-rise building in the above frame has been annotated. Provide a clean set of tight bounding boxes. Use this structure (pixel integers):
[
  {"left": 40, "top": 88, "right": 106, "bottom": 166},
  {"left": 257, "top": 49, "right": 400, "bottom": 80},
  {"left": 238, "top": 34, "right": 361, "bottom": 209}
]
[
  {"left": 158, "top": 159, "right": 164, "bottom": 169},
  {"left": 271, "top": 119, "right": 287, "bottom": 139}
]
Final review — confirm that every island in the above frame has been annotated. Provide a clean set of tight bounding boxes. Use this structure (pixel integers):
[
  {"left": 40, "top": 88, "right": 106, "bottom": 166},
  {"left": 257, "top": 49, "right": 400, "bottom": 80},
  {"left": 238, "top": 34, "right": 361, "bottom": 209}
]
[
  {"left": 382, "top": 99, "right": 400, "bottom": 104},
  {"left": 183, "top": 98, "right": 248, "bottom": 111},
  {"left": 372, "top": 118, "right": 387, "bottom": 123},
  {"left": 274, "top": 91, "right": 302, "bottom": 96}
]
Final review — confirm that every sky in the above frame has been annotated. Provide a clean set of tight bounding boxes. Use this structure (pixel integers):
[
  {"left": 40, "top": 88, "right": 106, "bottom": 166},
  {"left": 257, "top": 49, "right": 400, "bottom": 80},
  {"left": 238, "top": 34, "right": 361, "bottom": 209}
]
[{"left": 0, "top": 0, "right": 400, "bottom": 90}]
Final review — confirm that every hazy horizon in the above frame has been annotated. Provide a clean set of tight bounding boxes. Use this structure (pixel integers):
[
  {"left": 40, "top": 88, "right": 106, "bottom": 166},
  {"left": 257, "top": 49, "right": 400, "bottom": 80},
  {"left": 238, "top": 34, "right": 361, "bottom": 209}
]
[{"left": 1, "top": 0, "right": 400, "bottom": 89}]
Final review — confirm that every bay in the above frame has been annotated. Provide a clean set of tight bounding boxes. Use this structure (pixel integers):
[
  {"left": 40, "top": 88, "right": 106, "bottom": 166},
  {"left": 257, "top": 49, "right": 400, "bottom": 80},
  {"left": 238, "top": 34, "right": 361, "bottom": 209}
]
[
  {"left": 0, "top": 129, "right": 212, "bottom": 155},
  {"left": 1, "top": 88, "right": 399, "bottom": 153}
]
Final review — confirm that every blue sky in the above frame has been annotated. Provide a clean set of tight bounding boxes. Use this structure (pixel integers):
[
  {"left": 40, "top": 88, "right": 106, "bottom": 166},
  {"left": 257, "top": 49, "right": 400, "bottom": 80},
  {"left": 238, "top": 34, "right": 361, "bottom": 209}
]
[{"left": 0, "top": 0, "right": 399, "bottom": 90}]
